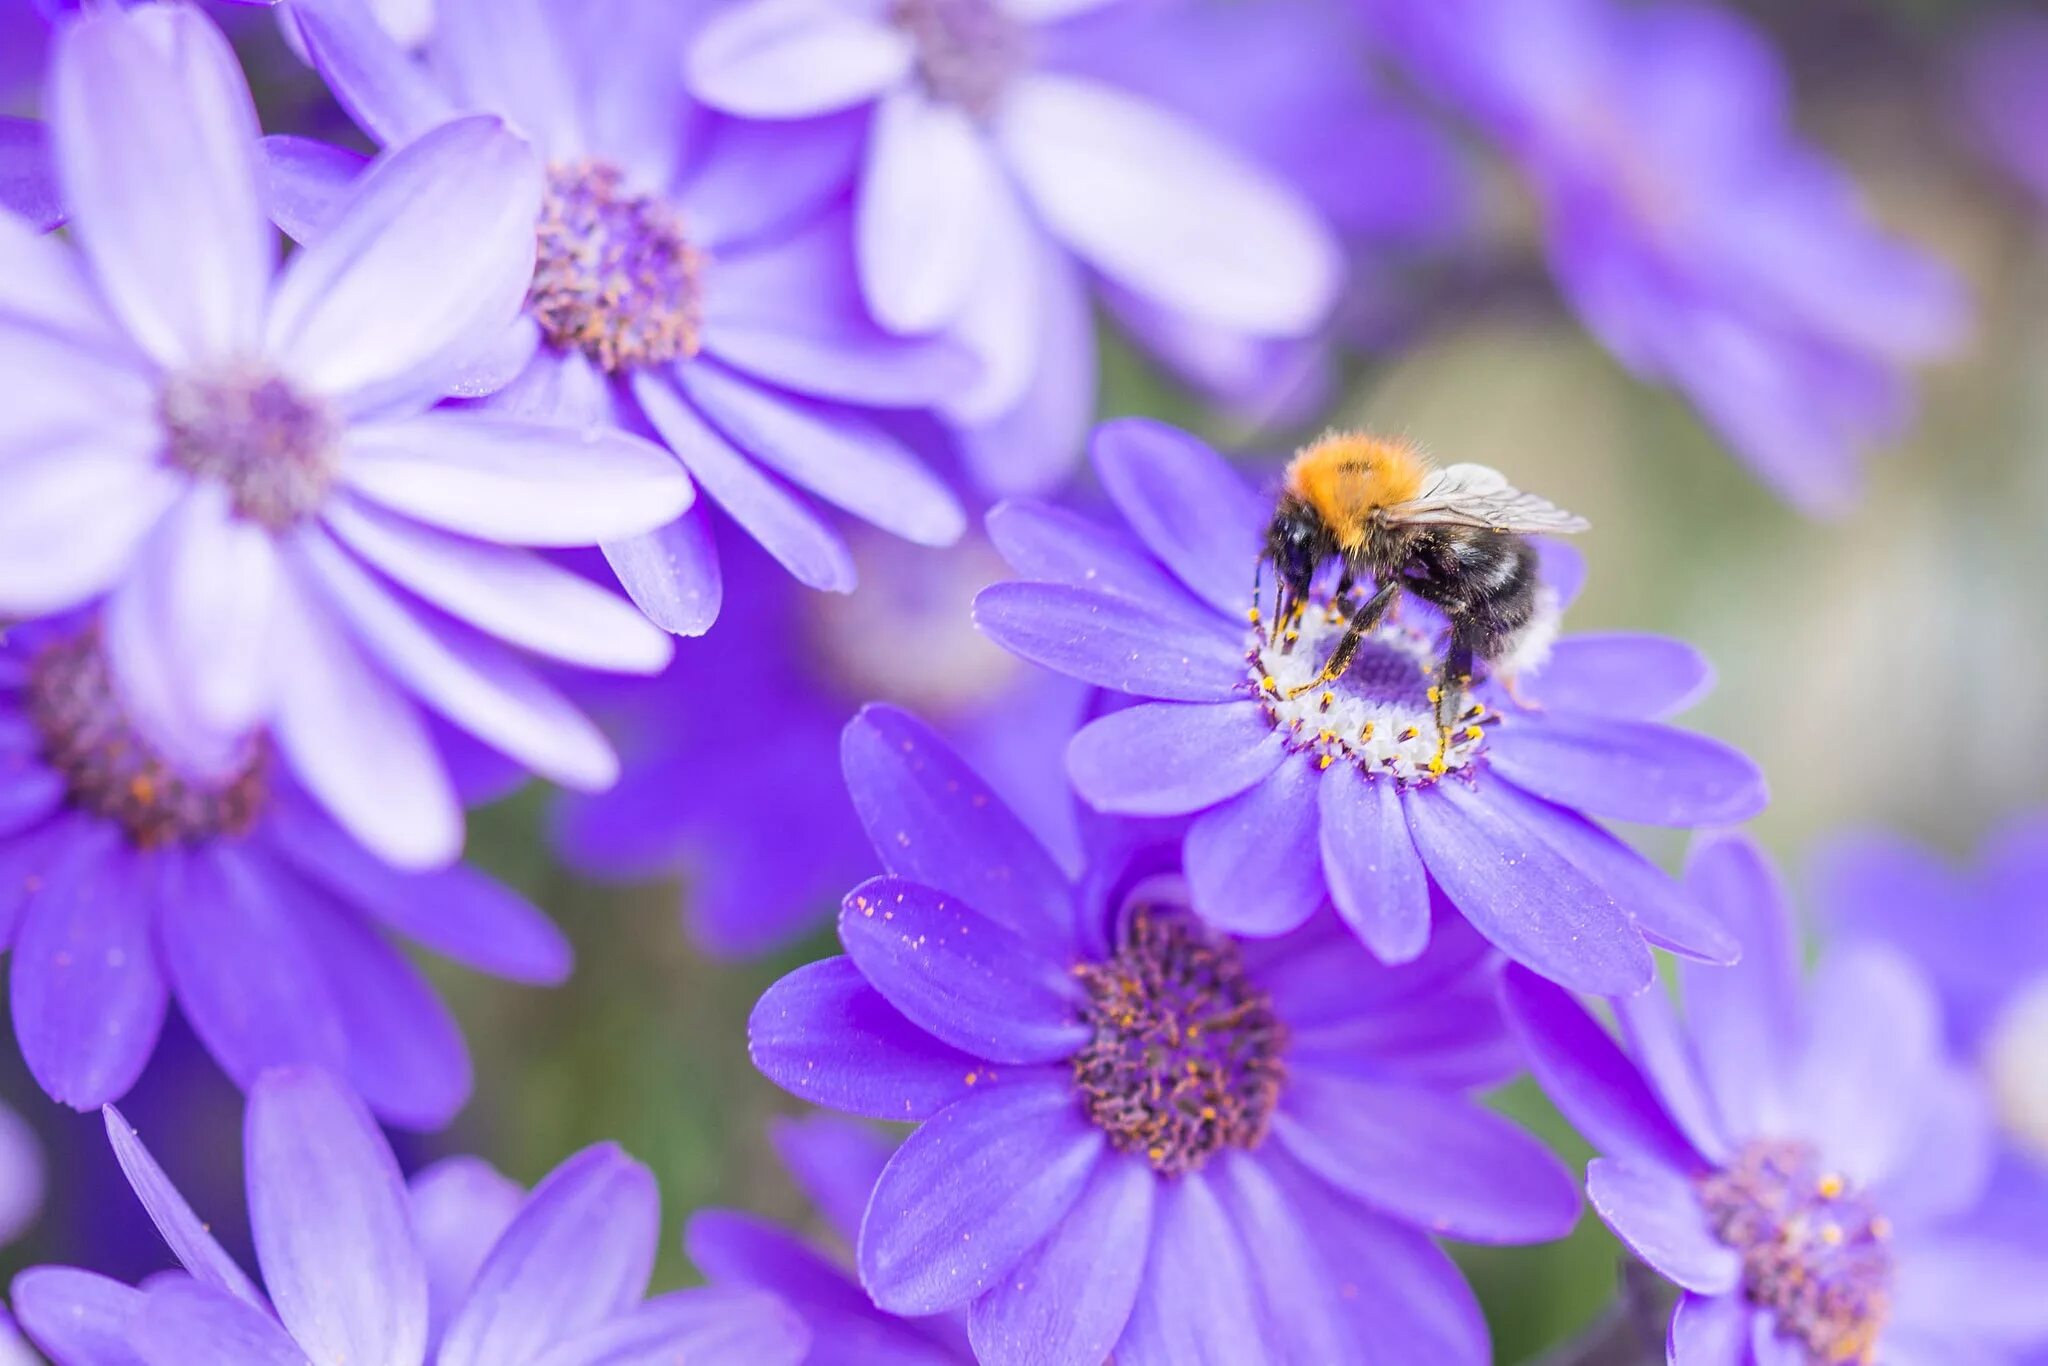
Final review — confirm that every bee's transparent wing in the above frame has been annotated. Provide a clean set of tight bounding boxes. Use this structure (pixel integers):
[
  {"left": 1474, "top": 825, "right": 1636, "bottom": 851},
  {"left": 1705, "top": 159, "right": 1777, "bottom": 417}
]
[{"left": 1385, "top": 463, "right": 1590, "bottom": 534}]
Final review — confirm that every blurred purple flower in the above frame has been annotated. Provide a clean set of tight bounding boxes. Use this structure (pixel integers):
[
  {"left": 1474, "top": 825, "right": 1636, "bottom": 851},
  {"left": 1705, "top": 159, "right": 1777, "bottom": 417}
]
[
  {"left": 973, "top": 419, "right": 1763, "bottom": 995},
  {"left": 0, "top": 614, "right": 571, "bottom": 1123},
  {"left": 1503, "top": 832, "right": 2048, "bottom": 1365},
  {"left": 748, "top": 704, "right": 1573, "bottom": 1364},
  {"left": 1816, "top": 815, "right": 2048, "bottom": 1256},
  {"left": 0, "top": 4, "right": 690, "bottom": 869},
  {"left": 553, "top": 523, "right": 1085, "bottom": 958},
  {"left": 281, "top": 0, "right": 978, "bottom": 629},
  {"left": 686, "top": 0, "right": 1345, "bottom": 493},
  {"left": 12, "top": 1067, "right": 809, "bottom": 1365},
  {"left": 1369, "top": 0, "right": 1967, "bottom": 515},
  {"left": 1955, "top": 15, "right": 2048, "bottom": 214}
]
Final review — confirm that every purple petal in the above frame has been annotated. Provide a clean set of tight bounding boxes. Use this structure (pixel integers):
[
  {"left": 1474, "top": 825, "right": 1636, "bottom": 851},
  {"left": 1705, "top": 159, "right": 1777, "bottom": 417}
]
[
  {"left": 1679, "top": 832, "right": 1801, "bottom": 1139},
  {"left": 340, "top": 412, "right": 692, "bottom": 547},
  {"left": 1488, "top": 715, "right": 1767, "bottom": 828},
  {"left": 950, "top": 240, "right": 1095, "bottom": 501},
  {"left": 859, "top": 1081, "right": 1105, "bottom": 1314},
  {"left": 1499, "top": 965, "right": 1702, "bottom": 1172},
  {"left": 1892, "top": 1236, "right": 2048, "bottom": 1342},
  {"left": 1113, "top": 1171, "right": 1260, "bottom": 1366},
  {"left": 940, "top": 175, "right": 1044, "bottom": 423},
  {"left": 981, "top": 499, "right": 1192, "bottom": 613},
  {"left": 527, "top": 1287, "right": 810, "bottom": 1366},
  {"left": 1318, "top": 771, "right": 1432, "bottom": 964},
  {"left": 12, "top": 1267, "right": 146, "bottom": 1365},
  {"left": 551, "top": 1, "right": 693, "bottom": 191},
  {"left": 1088, "top": 418, "right": 1265, "bottom": 617},
  {"left": 1612, "top": 985, "right": 1730, "bottom": 1165},
  {"left": 0, "top": 437, "right": 179, "bottom": 618},
  {"left": 679, "top": 111, "right": 867, "bottom": 253},
  {"left": 259, "top": 134, "right": 365, "bottom": 244},
  {"left": 264, "top": 116, "right": 541, "bottom": 406},
  {"left": 630, "top": 373, "right": 854, "bottom": 592},
  {"left": 680, "top": 363, "right": 964, "bottom": 546},
  {"left": 1402, "top": 780, "right": 1655, "bottom": 995},
  {"left": 687, "top": 1, "right": 911, "bottom": 118},
  {"left": 11, "top": 830, "right": 167, "bottom": 1109},
  {"left": 998, "top": 73, "right": 1340, "bottom": 333},
  {"left": 839, "top": 876, "right": 1087, "bottom": 1066},
  {"left": 0, "top": 765, "right": 64, "bottom": 843},
  {"left": 767, "top": 1115, "right": 895, "bottom": 1249},
  {"left": 1786, "top": 944, "right": 1942, "bottom": 1186},
  {"left": 1533, "top": 633, "right": 1713, "bottom": 721},
  {"left": 280, "top": 0, "right": 456, "bottom": 146},
  {"left": 858, "top": 89, "right": 991, "bottom": 332},
  {"left": 432, "top": 0, "right": 582, "bottom": 157},
  {"left": 1586, "top": 1157, "right": 1739, "bottom": 1294},
  {"left": 973, "top": 581, "right": 1247, "bottom": 702},
  {"left": 602, "top": 511, "right": 725, "bottom": 638},
  {"left": 1273, "top": 1072, "right": 1581, "bottom": 1243},
  {"left": 436, "top": 1145, "right": 660, "bottom": 1366},
  {"left": 51, "top": 3, "right": 270, "bottom": 366},
  {"left": 967, "top": 1156, "right": 1152, "bottom": 1366},
  {"left": 1184, "top": 759, "right": 1327, "bottom": 937},
  {"left": 1065, "top": 701, "right": 1284, "bottom": 817},
  {"left": 1667, "top": 1292, "right": 1749, "bottom": 1365},
  {"left": 245, "top": 1067, "right": 428, "bottom": 1366},
  {"left": 0, "top": 119, "right": 62, "bottom": 232},
  {"left": 103, "top": 1105, "right": 263, "bottom": 1308},
  {"left": 410, "top": 1156, "right": 523, "bottom": 1345},
  {"left": 749, "top": 959, "right": 1027, "bottom": 1121},
  {"left": 841, "top": 704, "right": 1076, "bottom": 956},
  {"left": 1869, "top": 1067, "right": 1994, "bottom": 1226},
  {"left": 131, "top": 1281, "right": 310, "bottom": 1366}
]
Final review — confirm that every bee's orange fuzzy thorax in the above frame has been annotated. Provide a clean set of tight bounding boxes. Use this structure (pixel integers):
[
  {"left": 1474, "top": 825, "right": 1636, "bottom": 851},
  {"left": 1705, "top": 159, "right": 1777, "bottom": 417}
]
[{"left": 1284, "top": 433, "right": 1428, "bottom": 550}]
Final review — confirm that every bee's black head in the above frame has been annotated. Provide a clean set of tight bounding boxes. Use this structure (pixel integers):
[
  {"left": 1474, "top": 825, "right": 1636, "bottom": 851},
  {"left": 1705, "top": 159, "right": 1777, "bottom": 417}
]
[{"left": 1263, "top": 496, "right": 1335, "bottom": 620}]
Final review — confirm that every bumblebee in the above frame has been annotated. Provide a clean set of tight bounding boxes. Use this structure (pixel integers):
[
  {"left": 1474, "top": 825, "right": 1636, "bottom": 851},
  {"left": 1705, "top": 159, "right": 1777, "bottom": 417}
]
[{"left": 1258, "top": 432, "right": 1589, "bottom": 735}]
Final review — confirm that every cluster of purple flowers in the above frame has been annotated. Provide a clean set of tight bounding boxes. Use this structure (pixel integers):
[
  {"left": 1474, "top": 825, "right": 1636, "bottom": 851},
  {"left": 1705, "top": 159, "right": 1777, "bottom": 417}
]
[{"left": 0, "top": 0, "right": 2034, "bottom": 1363}]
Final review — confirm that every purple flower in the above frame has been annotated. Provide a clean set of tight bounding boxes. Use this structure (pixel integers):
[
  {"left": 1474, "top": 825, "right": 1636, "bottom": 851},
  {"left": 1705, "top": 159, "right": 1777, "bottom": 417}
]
[
  {"left": 280, "top": 0, "right": 979, "bottom": 629},
  {"left": 553, "top": 522, "right": 1085, "bottom": 958},
  {"left": 1815, "top": 815, "right": 2048, "bottom": 1255},
  {"left": 0, "top": 3, "right": 691, "bottom": 868},
  {"left": 1502, "top": 831, "right": 2048, "bottom": 1364},
  {"left": 973, "top": 419, "right": 1764, "bottom": 995},
  {"left": 748, "top": 703, "right": 1578, "bottom": 1364},
  {"left": 686, "top": 0, "right": 1345, "bottom": 492},
  {"left": 0, "top": 614, "right": 571, "bottom": 1121},
  {"left": 1368, "top": 0, "right": 1966, "bottom": 515},
  {"left": 11, "top": 1067, "right": 810, "bottom": 1365}
]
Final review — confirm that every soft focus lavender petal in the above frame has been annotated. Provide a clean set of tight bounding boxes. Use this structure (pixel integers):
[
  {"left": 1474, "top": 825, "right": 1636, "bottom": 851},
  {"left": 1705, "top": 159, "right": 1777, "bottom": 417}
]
[
  {"left": 0, "top": 120, "right": 62, "bottom": 232},
  {"left": 973, "top": 582, "right": 1247, "bottom": 702},
  {"left": 1787, "top": 944, "right": 1944, "bottom": 1186},
  {"left": 102, "top": 1104, "right": 263, "bottom": 1308},
  {"left": 982, "top": 501, "right": 1189, "bottom": 612},
  {"left": 1870, "top": 1066, "right": 1994, "bottom": 1226},
  {"left": 13, "top": 1267, "right": 147, "bottom": 1366},
  {"left": 1089, "top": 419, "right": 1267, "bottom": 618},
  {"left": 1612, "top": 985, "right": 1730, "bottom": 1164},
  {"left": 680, "top": 111, "right": 868, "bottom": 253},
  {"left": 437, "top": 1144, "right": 659, "bottom": 1366},
  {"left": 1184, "top": 760, "right": 1327, "bottom": 937},
  {"left": 410, "top": 1157, "right": 524, "bottom": 1349},
  {"left": 1679, "top": 832, "right": 1802, "bottom": 1139},
  {"left": 951, "top": 235, "right": 1095, "bottom": 500},
  {"left": 246, "top": 1066, "right": 429, "bottom": 1366},
  {"left": 1488, "top": 715, "right": 1767, "bottom": 828},
  {"left": 602, "top": 511, "right": 725, "bottom": 638},
  {"left": 941, "top": 176, "right": 1044, "bottom": 424},
  {"left": 555, "top": 0, "right": 696, "bottom": 190},
  {"left": 1113, "top": 1172, "right": 1260, "bottom": 1366},
  {"left": 282, "top": 0, "right": 457, "bottom": 146},
  {"left": 433, "top": 0, "right": 582, "bottom": 157},
  {"left": 130, "top": 1280, "right": 311, "bottom": 1366},
  {"left": 1586, "top": 1157, "right": 1740, "bottom": 1294},
  {"left": 1318, "top": 771, "right": 1433, "bottom": 965},
  {"left": 51, "top": 3, "right": 271, "bottom": 366},
  {"left": 0, "top": 437, "right": 179, "bottom": 618},
  {"left": 1532, "top": 633, "right": 1713, "bottom": 721},
  {"left": 687, "top": 0, "right": 911, "bottom": 119},
  {"left": 858, "top": 89, "right": 991, "bottom": 333},
  {"left": 1667, "top": 1292, "right": 1748, "bottom": 1365},
  {"left": 1891, "top": 1237, "right": 2048, "bottom": 1342},
  {"left": 1066, "top": 702, "right": 1284, "bottom": 817},
  {"left": 0, "top": 765, "right": 64, "bottom": 843},
  {"left": 0, "top": 1103, "right": 41, "bottom": 1247},
  {"left": 527, "top": 1287, "right": 810, "bottom": 1366},
  {"left": 767, "top": 1115, "right": 895, "bottom": 1250},
  {"left": 259, "top": 134, "right": 365, "bottom": 244}
]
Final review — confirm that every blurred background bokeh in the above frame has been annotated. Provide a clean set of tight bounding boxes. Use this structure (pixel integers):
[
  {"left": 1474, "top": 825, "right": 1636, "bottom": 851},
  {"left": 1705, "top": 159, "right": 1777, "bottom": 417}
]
[{"left": 4, "top": 1, "right": 2045, "bottom": 1360}]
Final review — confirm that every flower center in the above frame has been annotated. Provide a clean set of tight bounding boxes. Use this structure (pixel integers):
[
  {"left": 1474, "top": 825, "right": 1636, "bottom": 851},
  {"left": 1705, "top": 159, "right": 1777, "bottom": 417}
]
[
  {"left": 889, "top": 0, "right": 1030, "bottom": 118},
  {"left": 25, "top": 627, "right": 267, "bottom": 849},
  {"left": 1697, "top": 1139, "right": 1893, "bottom": 1365},
  {"left": 1986, "top": 975, "right": 2048, "bottom": 1164},
  {"left": 531, "top": 160, "right": 704, "bottom": 374},
  {"left": 1071, "top": 907, "right": 1287, "bottom": 1176},
  {"left": 160, "top": 367, "right": 338, "bottom": 531}
]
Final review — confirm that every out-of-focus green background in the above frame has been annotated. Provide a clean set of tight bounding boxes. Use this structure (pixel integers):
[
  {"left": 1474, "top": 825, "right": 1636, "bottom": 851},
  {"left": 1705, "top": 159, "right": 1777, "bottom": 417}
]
[{"left": 4, "top": 2, "right": 2045, "bottom": 1362}]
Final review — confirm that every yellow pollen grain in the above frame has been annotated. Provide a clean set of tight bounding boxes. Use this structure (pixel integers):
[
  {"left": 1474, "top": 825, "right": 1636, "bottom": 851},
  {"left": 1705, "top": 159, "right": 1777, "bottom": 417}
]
[
  {"left": 1318, "top": 755, "right": 1333, "bottom": 770},
  {"left": 1465, "top": 725, "right": 1485, "bottom": 741},
  {"left": 1871, "top": 1216, "right": 1892, "bottom": 1240},
  {"left": 1427, "top": 686, "right": 1441, "bottom": 703},
  {"left": 1400, "top": 727, "right": 1418, "bottom": 741},
  {"left": 1260, "top": 675, "right": 1277, "bottom": 693},
  {"left": 1820, "top": 1224, "right": 1844, "bottom": 1247},
  {"left": 1818, "top": 1173, "right": 1845, "bottom": 1199},
  {"left": 1428, "top": 755, "right": 1446, "bottom": 776}
]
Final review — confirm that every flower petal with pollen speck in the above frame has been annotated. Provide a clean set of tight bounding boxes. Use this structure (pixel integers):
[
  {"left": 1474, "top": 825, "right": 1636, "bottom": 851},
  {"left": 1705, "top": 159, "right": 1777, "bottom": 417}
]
[
  {"left": 1587, "top": 1157, "right": 1740, "bottom": 1294},
  {"left": 1066, "top": 701, "right": 1285, "bottom": 817},
  {"left": 131, "top": 1281, "right": 312, "bottom": 1366},
  {"left": 1090, "top": 419, "right": 1268, "bottom": 618},
  {"left": 974, "top": 582, "right": 1247, "bottom": 702},
  {"left": 1668, "top": 1292, "right": 1749, "bottom": 1364},
  {"left": 1184, "top": 759, "right": 1327, "bottom": 937},
  {"left": 103, "top": 1104, "right": 263, "bottom": 1308},
  {"left": 1319, "top": 771, "right": 1433, "bottom": 964},
  {"left": 1114, "top": 1172, "right": 1261, "bottom": 1366},
  {"left": 859, "top": 88, "right": 993, "bottom": 334},
  {"left": 1487, "top": 714, "right": 1766, "bottom": 828},
  {"left": 1679, "top": 833, "right": 1802, "bottom": 1139},
  {"left": 983, "top": 500, "right": 1191, "bottom": 614},
  {"left": 602, "top": 510, "right": 724, "bottom": 639},
  {"left": 12, "top": 1268, "right": 147, "bottom": 1365}
]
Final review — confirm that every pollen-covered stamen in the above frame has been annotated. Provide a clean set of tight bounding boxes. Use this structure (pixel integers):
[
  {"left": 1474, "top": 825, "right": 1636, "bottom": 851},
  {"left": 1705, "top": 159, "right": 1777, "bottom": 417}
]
[
  {"left": 1698, "top": 1139, "right": 1893, "bottom": 1364},
  {"left": 1071, "top": 907, "right": 1286, "bottom": 1176},
  {"left": 25, "top": 627, "right": 267, "bottom": 848},
  {"left": 531, "top": 160, "right": 704, "bottom": 373},
  {"left": 890, "top": 0, "right": 1030, "bottom": 118},
  {"left": 160, "top": 367, "right": 338, "bottom": 531}
]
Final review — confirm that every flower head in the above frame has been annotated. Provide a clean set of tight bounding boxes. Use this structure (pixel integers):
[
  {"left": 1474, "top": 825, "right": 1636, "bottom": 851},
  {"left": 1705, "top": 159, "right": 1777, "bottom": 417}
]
[
  {"left": 0, "top": 614, "right": 571, "bottom": 1121},
  {"left": 12, "top": 1067, "right": 809, "bottom": 1366},
  {"left": 973, "top": 419, "right": 1765, "bottom": 995},
  {"left": 748, "top": 703, "right": 1578, "bottom": 1364},
  {"left": 0, "top": 3, "right": 691, "bottom": 868},
  {"left": 282, "top": 0, "right": 977, "bottom": 629},
  {"left": 1502, "top": 832, "right": 2048, "bottom": 1365}
]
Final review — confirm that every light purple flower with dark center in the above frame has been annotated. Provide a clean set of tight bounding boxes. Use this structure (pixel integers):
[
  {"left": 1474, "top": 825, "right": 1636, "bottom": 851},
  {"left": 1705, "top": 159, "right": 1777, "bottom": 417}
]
[
  {"left": 11, "top": 1067, "right": 810, "bottom": 1366},
  {"left": 553, "top": 522, "right": 1085, "bottom": 958},
  {"left": 0, "top": 614, "right": 570, "bottom": 1123},
  {"left": 686, "top": 0, "right": 1344, "bottom": 494},
  {"left": 0, "top": 3, "right": 691, "bottom": 869},
  {"left": 1502, "top": 831, "right": 2048, "bottom": 1365},
  {"left": 748, "top": 703, "right": 1577, "bottom": 1364},
  {"left": 1816, "top": 815, "right": 2048, "bottom": 1258},
  {"left": 1366, "top": 0, "right": 1966, "bottom": 515},
  {"left": 973, "top": 419, "right": 1764, "bottom": 995},
  {"left": 279, "top": 0, "right": 979, "bottom": 629}
]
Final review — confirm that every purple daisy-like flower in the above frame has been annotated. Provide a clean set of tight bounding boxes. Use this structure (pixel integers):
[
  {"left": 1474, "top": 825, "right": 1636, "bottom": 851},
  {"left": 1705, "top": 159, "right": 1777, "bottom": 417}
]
[
  {"left": 1368, "top": 0, "right": 1966, "bottom": 515},
  {"left": 1815, "top": 815, "right": 2048, "bottom": 1257},
  {"left": 279, "top": 0, "right": 978, "bottom": 629},
  {"left": 1502, "top": 831, "right": 2048, "bottom": 1365},
  {"left": 0, "top": 613, "right": 571, "bottom": 1122},
  {"left": 748, "top": 703, "right": 1578, "bottom": 1363},
  {"left": 0, "top": 2, "right": 692, "bottom": 868},
  {"left": 11, "top": 1067, "right": 810, "bottom": 1365},
  {"left": 686, "top": 0, "right": 1344, "bottom": 492},
  {"left": 553, "top": 522, "right": 1084, "bottom": 958},
  {"left": 973, "top": 419, "right": 1764, "bottom": 994}
]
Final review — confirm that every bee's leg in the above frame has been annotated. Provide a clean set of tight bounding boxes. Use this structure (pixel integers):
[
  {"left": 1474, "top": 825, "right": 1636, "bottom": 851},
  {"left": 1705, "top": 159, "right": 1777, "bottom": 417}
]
[
  {"left": 1283, "top": 580, "right": 1400, "bottom": 699},
  {"left": 1428, "top": 640, "right": 1477, "bottom": 770},
  {"left": 1328, "top": 568, "right": 1356, "bottom": 621}
]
